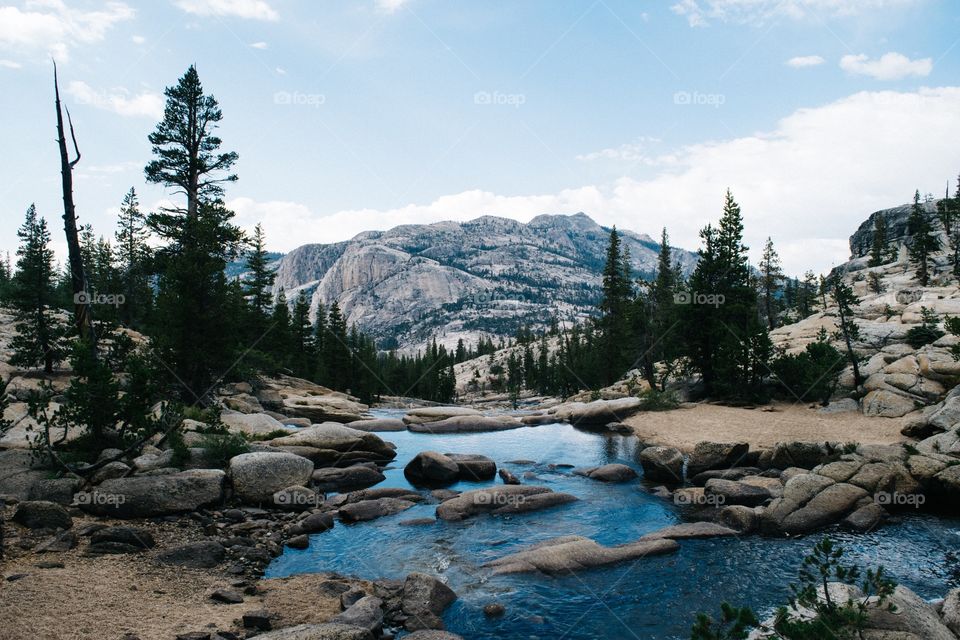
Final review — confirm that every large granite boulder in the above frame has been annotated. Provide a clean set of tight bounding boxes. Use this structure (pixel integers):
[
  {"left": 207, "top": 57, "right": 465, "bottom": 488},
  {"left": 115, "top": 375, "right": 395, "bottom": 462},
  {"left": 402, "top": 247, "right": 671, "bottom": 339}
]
[
  {"left": 78, "top": 470, "right": 226, "bottom": 518},
  {"left": 686, "top": 442, "right": 750, "bottom": 476},
  {"left": 267, "top": 423, "right": 397, "bottom": 465},
  {"left": 401, "top": 573, "right": 457, "bottom": 631},
  {"left": 436, "top": 485, "right": 577, "bottom": 521},
  {"left": 550, "top": 398, "right": 643, "bottom": 426},
  {"left": 407, "top": 415, "right": 522, "bottom": 433},
  {"left": 338, "top": 497, "right": 417, "bottom": 523},
  {"left": 229, "top": 452, "right": 314, "bottom": 504},
  {"left": 762, "top": 473, "right": 869, "bottom": 535},
  {"left": 404, "top": 451, "right": 460, "bottom": 487},
  {"left": 769, "top": 442, "right": 832, "bottom": 470},
  {"left": 247, "top": 624, "right": 373, "bottom": 640},
  {"left": 12, "top": 500, "right": 72, "bottom": 530},
  {"left": 483, "top": 535, "right": 678, "bottom": 574},
  {"left": 312, "top": 465, "right": 385, "bottom": 492},
  {"left": 639, "top": 446, "right": 684, "bottom": 482},
  {"left": 704, "top": 478, "right": 771, "bottom": 507},
  {"left": 346, "top": 418, "right": 406, "bottom": 432},
  {"left": 220, "top": 411, "right": 294, "bottom": 436},
  {"left": 445, "top": 454, "right": 497, "bottom": 481},
  {"left": 282, "top": 395, "right": 368, "bottom": 423},
  {"left": 403, "top": 407, "right": 481, "bottom": 425},
  {"left": 573, "top": 464, "right": 638, "bottom": 483}
]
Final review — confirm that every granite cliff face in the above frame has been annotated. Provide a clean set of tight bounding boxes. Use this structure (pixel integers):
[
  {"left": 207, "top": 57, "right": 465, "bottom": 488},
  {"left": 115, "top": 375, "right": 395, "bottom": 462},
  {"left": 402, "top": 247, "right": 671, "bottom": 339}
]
[
  {"left": 849, "top": 200, "right": 940, "bottom": 260},
  {"left": 271, "top": 213, "right": 698, "bottom": 351}
]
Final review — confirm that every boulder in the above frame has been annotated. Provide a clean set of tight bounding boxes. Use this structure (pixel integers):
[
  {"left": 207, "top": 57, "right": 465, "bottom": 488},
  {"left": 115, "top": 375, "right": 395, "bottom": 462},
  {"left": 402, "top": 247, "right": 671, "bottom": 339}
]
[
  {"left": 403, "top": 407, "right": 481, "bottom": 425},
  {"left": 573, "top": 464, "right": 638, "bottom": 483},
  {"left": 78, "top": 470, "right": 226, "bottom": 518},
  {"left": 690, "top": 467, "right": 762, "bottom": 487},
  {"left": 401, "top": 573, "right": 457, "bottom": 631},
  {"left": 498, "top": 468, "right": 520, "bottom": 484},
  {"left": 154, "top": 541, "right": 226, "bottom": 568},
  {"left": 268, "top": 423, "right": 397, "bottom": 463},
  {"left": 281, "top": 395, "right": 368, "bottom": 423},
  {"left": 483, "top": 535, "right": 678, "bottom": 575},
  {"left": 249, "top": 623, "right": 374, "bottom": 640},
  {"left": 770, "top": 442, "right": 831, "bottom": 470},
  {"left": 220, "top": 411, "right": 293, "bottom": 436},
  {"left": 405, "top": 632, "right": 463, "bottom": 640},
  {"left": 445, "top": 454, "right": 497, "bottom": 481},
  {"left": 942, "top": 588, "right": 960, "bottom": 637},
  {"left": 312, "top": 465, "right": 385, "bottom": 492},
  {"left": 639, "top": 446, "right": 684, "bottom": 482},
  {"left": 338, "top": 498, "right": 416, "bottom": 523},
  {"left": 704, "top": 478, "right": 771, "bottom": 507},
  {"left": 862, "top": 389, "right": 918, "bottom": 418},
  {"left": 89, "top": 526, "right": 156, "bottom": 550},
  {"left": 551, "top": 398, "right": 643, "bottom": 426},
  {"left": 404, "top": 452, "right": 460, "bottom": 487},
  {"left": 642, "top": 522, "right": 739, "bottom": 540},
  {"left": 273, "top": 485, "right": 323, "bottom": 511},
  {"left": 346, "top": 418, "right": 406, "bottom": 432},
  {"left": 28, "top": 477, "right": 82, "bottom": 505},
  {"left": 229, "top": 452, "right": 314, "bottom": 503},
  {"left": 407, "top": 415, "right": 522, "bottom": 433},
  {"left": 843, "top": 503, "right": 887, "bottom": 532},
  {"left": 12, "top": 500, "right": 72, "bottom": 530},
  {"left": 332, "top": 596, "right": 383, "bottom": 635},
  {"left": 718, "top": 505, "right": 760, "bottom": 533},
  {"left": 763, "top": 474, "right": 868, "bottom": 535},
  {"left": 686, "top": 442, "right": 750, "bottom": 476},
  {"left": 436, "top": 485, "right": 577, "bottom": 521},
  {"left": 289, "top": 512, "right": 335, "bottom": 536}
]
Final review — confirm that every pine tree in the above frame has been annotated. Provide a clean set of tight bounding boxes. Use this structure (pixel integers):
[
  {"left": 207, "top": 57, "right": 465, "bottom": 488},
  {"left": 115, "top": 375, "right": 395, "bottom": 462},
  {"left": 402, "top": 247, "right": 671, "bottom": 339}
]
[
  {"left": 645, "top": 228, "right": 681, "bottom": 390},
  {"left": 598, "top": 227, "right": 633, "bottom": 385},
  {"left": 10, "top": 205, "right": 65, "bottom": 373},
  {"left": 868, "top": 213, "right": 888, "bottom": 268},
  {"left": 114, "top": 187, "right": 153, "bottom": 328},
  {"left": 144, "top": 67, "right": 244, "bottom": 400},
  {"left": 758, "top": 237, "right": 784, "bottom": 330},
  {"left": 907, "top": 189, "right": 941, "bottom": 286},
  {"left": 830, "top": 274, "right": 863, "bottom": 388},
  {"left": 290, "top": 290, "right": 315, "bottom": 378},
  {"left": 269, "top": 289, "right": 292, "bottom": 369},
  {"left": 243, "top": 223, "right": 275, "bottom": 336},
  {"left": 683, "top": 190, "right": 771, "bottom": 401},
  {"left": 322, "top": 302, "right": 351, "bottom": 390}
]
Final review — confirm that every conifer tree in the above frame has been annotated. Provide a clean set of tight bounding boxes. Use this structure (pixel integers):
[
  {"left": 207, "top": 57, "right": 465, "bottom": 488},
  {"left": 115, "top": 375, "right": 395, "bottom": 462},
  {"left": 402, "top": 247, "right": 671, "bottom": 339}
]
[
  {"left": 907, "top": 189, "right": 941, "bottom": 286},
  {"left": 830, "top": 274, "right": 863, "bottom": 388},
  {"left": 243, "top": 223, "right": 275, "bottom": 336},
  {"left": 144, "top": 67, "right": 243, "bottom": 400},
  {"left": 290, "top": 290, "right": 315, "bottom": 378},
  {"left": 114, "top": 187, "right": 153, "bottom": 328},
  {"left": 10, "top": 205, "right": 65, "bottom": 373},
  {"left": 269, "top": 289, "right": 292, "bottom": 369},
  {"left": 868, "top": 213, "right": 888, "bottom": 268},
  {"left": 598, "top": 227, "right": 633, "bottom": 385},
  {"left": 322, "top": 302, "right": 351, "bottom": 390},
  {"left": 758, "top": 237, "right": 784, "bottom": 330}
]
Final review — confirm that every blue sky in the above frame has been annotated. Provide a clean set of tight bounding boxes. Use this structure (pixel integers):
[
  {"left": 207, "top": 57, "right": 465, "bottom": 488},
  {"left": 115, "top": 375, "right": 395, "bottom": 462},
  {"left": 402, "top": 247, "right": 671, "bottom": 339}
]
[{"left": 1, "top": 0, "right": 959, "bottom": 274}]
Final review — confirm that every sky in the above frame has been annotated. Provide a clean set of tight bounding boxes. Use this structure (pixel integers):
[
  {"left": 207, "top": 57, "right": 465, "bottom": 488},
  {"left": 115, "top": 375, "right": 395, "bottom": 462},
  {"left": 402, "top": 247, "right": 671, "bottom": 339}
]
[{"left": 1, "top": 0, "right": 959, "bottom": 275}]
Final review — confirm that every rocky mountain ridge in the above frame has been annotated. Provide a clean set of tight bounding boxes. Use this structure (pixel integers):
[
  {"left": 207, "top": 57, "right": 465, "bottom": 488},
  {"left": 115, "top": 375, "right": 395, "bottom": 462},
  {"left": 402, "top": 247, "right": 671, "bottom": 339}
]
[{"left": 271, "top": 213, "right": 699, "bottom": 352}]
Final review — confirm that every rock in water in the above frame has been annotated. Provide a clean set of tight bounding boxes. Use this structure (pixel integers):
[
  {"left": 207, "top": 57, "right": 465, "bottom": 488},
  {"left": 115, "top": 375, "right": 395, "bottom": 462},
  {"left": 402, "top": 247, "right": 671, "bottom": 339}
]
[
  {"left": 404, "top": 451, "right": 460, "bottom": 486},
  {"left": 573, "top": 464, "right": 638, "bottom": 483},
  {"left": 483, "top": 535, "right": 679, "bottom": 574},
  {"left": 401, "top": 573, "right": 457, "bottom": 631}
]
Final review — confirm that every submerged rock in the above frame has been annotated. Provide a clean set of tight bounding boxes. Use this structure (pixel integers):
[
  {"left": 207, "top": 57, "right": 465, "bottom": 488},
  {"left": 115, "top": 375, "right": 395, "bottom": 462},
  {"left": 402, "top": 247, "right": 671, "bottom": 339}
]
[
  {"left": 404, "top": 451, "right": 460, "bottom": 487},
  {"left": 483, "top": 535, "right": 678, "bottom": 575},
  {"left": 407, "top": 415, "right": 522, "bottom": 433},
  {"left": 573, "top": 463, "right": 638, "bottom": 483},
  {"left": 435, "top": 485, "right": 577, "bottom": 521}
]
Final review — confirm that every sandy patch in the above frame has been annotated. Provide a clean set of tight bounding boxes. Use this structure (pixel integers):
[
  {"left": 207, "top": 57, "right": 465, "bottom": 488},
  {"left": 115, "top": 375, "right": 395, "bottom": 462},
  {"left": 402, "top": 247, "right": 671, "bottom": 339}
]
[{"left": 625, "top": 402, "right": 908, "bottom": 451}]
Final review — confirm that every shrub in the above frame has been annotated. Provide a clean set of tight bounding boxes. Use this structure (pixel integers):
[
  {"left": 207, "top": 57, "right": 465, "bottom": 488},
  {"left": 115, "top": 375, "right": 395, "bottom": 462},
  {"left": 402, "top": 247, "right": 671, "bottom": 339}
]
[
  {"left": 637, "top": 388, "right": 680, "bottom": 411},
  {"left": 770, "top": 332, "right": 843, "bottom": 405},
  {"left": 905, "top": 306, "right": 945, "bottom": 348},
  {"left": 198, "top": 432, "right": 250, "bottom": 467}
]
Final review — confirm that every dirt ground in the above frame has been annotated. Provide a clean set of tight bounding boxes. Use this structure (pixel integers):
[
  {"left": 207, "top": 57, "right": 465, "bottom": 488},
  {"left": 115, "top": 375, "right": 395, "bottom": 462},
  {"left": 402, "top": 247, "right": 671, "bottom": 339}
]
[
  {"left": 624, "top": 401, "right": 909, "bottom": 451},
  {"left": 0, "top": 515, "right": 359, "bottom": 640}
]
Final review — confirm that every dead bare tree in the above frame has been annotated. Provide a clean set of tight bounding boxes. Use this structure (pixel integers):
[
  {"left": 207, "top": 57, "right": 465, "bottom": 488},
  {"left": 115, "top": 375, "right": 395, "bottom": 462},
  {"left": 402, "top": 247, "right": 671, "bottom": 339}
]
[{"left": 53, "top": 61, "right": 97, "bottom": 352}]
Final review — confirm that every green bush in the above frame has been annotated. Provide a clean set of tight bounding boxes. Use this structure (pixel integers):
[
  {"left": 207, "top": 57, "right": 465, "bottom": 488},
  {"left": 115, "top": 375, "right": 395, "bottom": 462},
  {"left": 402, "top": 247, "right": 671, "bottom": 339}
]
[
  {"left": 906, "top": 306, "right": 945, "bottom": 348},
  {"left": 637, "top": 388, "right": 680, "bottom": 411},
  {"left": 770, "top": 336, "right": 844, "bottom": 405},
  {"left": 198, "top": 432, "right": 250, "bottom": 467}
]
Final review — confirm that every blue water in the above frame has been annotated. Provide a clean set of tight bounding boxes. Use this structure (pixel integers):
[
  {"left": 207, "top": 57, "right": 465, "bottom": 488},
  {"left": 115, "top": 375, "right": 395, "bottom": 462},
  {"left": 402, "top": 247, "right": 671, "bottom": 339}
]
[{"left": 266, "top": 410, "right": 960, "bottom": 639}]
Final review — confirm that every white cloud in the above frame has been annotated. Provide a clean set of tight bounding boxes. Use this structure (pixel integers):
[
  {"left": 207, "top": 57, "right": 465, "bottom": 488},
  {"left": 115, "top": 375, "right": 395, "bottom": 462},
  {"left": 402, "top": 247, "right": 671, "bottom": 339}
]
[
  {"left": 786, "top": 55, "right": 825, "bottom": 68},
  {"left": 131, "top": 34, "right": 145, "bottom": 44},
  {"left": 672, "top": 0, "right": 917, "bottom": 26},
  {"left": 376, "top": 0, "right": 410, "bottom": 14},
  {"left": 66, "top": 81, "right": 164, "bottom": 118},
  {"left": 174, "top": 0, "right": 277, "bottom": 21},
  {"left": 233, "top": 87, "right": 960, "bottom": 276},
  {"left": 0, "top": 0, "right": 134, "bottom": 61},
  {"left": 576, "top": 137, "right": 679, "bottom": 166},
  {"left": 250, "top": 41, "right": 268, "bottom": 49},
  {"left": 840, "top": 52, "right": 932, "bottom": 80},
  {"left": 0, "top": 59, "right": 22, "bottom": 69}
]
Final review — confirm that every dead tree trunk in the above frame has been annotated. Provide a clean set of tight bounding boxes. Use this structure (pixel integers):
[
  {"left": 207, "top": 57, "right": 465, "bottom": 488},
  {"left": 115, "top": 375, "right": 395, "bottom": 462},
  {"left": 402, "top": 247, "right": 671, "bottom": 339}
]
[{"left": 54, "top": 62, "right": 97, "bottom": 352}]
